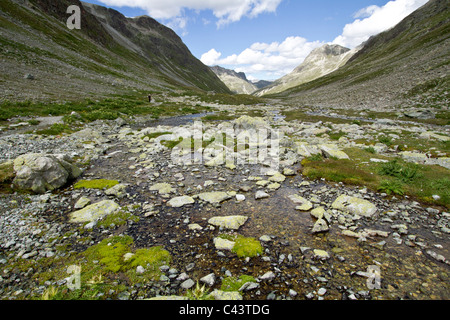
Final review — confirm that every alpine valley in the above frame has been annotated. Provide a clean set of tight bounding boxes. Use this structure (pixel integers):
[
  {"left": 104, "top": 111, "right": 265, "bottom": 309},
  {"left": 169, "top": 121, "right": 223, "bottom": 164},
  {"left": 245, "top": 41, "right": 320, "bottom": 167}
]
[{"left": 0, "top": 0, "right": 449, "bottom": 303}]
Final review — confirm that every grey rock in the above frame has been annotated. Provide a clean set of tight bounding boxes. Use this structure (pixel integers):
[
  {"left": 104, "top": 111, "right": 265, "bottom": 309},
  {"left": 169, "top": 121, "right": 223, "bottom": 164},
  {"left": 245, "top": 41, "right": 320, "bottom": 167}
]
[
  {"left": 136, "top": 266, "right": 145, "bottom": 274},
  {"left": 318, "top": 288, "right": 327, "bottom": 296},
  {"left": 185, "top": 263, "right": 195, "bottom": 272},
  {"left": 181, "top": 279, "right": 195, "bottom": 289},
  {"left": 213, "top": 237, "right": 235, "bottom": 251},
  {"left": 305, "top": 292, "right": 315, "bottom": 299},
  {"left": 200, "top": 273, "right": 216, "bottom": 286},
  {"left": 105, "top": 183, "right": 128, "bottom": 198},
  {"left": 176, "top": 273, "right": 189, "bottom": 281},
  {"left": 404, "top": 110, "right": 435, "bottom": 119},
  {"left": 197, "top": 192, "right": 231, "bottom": 204},
  {"left": 167, "top": 196, "right": 195, "bottom": 208},
  {"left": 239, "top": 282, "right": 260, "bottom": 291},
  {"left": 312, "top": 218, "right": 329, "bottom": 234},
  {"left": 332, "top": 195, "right": 377, "bottom": 217},
  {"left": 210, "top": 290, "right": 243, "bottom": 300},
  {"left": 74, "top": 196, "right": 91, "bottom": 209},
  {"left": 259, "top": 271, "right": 276, "bottom": 281},
  {"left": 255, "top": 190, "right": 270, "bottom": 199}
]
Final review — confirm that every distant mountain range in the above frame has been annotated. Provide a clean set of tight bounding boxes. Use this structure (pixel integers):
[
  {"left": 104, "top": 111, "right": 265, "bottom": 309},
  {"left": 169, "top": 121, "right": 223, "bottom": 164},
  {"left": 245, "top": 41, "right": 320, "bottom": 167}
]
[
  {"left": 1, "top": 0, "right": 448, "bottom": 111},
  {"left": 268, "top": 0, "right": 449, "bottom": 110},
  {"left": 210, "top": 66, "right": 274, "bottom": 94},
  {"left": 255, "top": 44, "right": 360, "bottom": 97},
  {"left": 210, "top": 66, "right": 258, "bottom": 95},
  {"left": 0, "top": 0, "right": 230, "bottom": 102}
]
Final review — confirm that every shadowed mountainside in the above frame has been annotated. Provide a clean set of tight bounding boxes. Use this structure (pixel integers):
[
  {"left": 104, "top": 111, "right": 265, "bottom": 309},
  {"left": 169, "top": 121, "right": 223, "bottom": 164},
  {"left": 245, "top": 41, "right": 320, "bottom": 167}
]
[{"left": 0, "top": 0, "right": 230, "bottom": 103}]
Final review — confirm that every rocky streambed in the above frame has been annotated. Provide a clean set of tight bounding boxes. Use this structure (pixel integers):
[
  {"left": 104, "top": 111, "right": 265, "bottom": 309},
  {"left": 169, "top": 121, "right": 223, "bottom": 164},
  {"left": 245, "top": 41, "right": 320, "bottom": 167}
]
[{"left": 0, "top": 107, "right": 449, "bottom": 301}]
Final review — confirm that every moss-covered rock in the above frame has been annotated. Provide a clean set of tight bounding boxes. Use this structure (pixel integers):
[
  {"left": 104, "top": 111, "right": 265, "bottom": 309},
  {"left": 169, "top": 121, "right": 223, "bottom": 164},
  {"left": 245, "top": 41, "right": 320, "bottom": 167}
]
[
  {"left": 149, "top": 183, "right": 175, "bottom": 195},
  {"left": 96, "top": 208, "right": 139, "bottom": 229},
  {"left": 198, "top": 192, "right": 231, "bottom": 204},
  {"left": 0, "top": 160, "right": 15, "bottom": 192},
  {"left": 208, "top": 216, "right": 248, "bottom": 230},
  {"left": 105, "top": 183, "right": 128, "bottom": 198},
  {"left": 216, "top": 234, "right": 263, "bottom": 258},
  {"left": 69, "top": 200, "right": 120, "bottom": 223}
]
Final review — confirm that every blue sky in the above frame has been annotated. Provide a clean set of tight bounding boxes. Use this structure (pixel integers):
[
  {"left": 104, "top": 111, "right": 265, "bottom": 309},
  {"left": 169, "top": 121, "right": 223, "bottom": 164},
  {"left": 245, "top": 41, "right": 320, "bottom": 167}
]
[{"left": 82, "top": 0, "right": 428, "bottom": 80}]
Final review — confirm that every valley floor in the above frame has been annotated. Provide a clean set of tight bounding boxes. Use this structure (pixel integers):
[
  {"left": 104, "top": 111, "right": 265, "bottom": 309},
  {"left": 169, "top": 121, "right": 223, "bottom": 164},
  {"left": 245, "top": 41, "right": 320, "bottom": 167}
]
[{"left": 0, "top": 95, "right": 448, "bottom": 301}]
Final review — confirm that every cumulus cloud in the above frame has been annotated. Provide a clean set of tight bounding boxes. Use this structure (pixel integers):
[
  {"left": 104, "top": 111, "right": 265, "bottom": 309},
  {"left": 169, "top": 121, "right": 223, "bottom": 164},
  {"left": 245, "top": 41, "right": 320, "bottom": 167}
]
[
  {"left": 201, "top": 49, "right": 222, "bottom": 66},
  {"left": 333, "top": 0, "right": 429, "bottom": 48},
  {"left": 201, "top": 0, "right": 429, "bottom": 80},
  {"left": 96, "top": 0, "right": 283, "bottom": 28},
  {"left": 201, "top": 37, "right": 324, "bottom": 80}
]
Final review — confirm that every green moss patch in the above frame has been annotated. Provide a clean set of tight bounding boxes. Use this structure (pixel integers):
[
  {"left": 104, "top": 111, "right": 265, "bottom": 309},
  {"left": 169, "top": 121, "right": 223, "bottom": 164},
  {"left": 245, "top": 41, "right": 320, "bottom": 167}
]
[
  {"left": 84, "top": 236, "right": 133, "bottom": 273},
  {"left": 128, "top": 247, "right": 172, "bottom": 271},
  {"left": 221, "top": 275, "right": 256, "bottom": 292},
  {"left": 301, "top": 147, "right": 450, "bottom": 208},
  {"left": 34, "top": 235, "right": 172, "bottom": 300},
  {"left": 218, "top": 234, "right": 263, "bottom": 258},
  {"left": 160, "top": 137, "right": 183, "bottom": 149},
  {"left": 74, "top": 179, "right": 119, "bottom": 190},
  {"left": 0, "top": 161, "right": 15, "bottom": 192},
  {"left": 96, "top": 209, "right": 140, "bottom": 229},
  {"left": 232, "top": 237, "right": 263, "bottom": 258},
  {"left": 35, "top": 123, "right": 74, "bottom": 136},
  {"left": 141, "top": 132, "right": 172, "bottom": 140}
]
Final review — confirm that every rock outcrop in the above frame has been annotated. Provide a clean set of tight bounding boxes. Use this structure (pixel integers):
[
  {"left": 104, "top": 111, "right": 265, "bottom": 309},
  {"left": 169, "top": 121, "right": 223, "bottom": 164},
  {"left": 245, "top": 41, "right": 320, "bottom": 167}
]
[{"left": 13, "top": 153, "right": 82, "bottom": 194}]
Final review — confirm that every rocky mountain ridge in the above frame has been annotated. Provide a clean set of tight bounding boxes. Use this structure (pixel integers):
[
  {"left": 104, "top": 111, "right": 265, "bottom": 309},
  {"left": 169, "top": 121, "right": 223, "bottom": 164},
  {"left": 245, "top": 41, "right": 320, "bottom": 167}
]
[
  {"left": 255, "top": 44, "right": 359, "bottom": 97},
  {"left": 210, "top": 66, "right": 259, "bottom": 95},
  {"left": 271, "top": 0, "right": 449, "bottom": 111},
  {"left": 0, "top": 0, "right": 229, "bottom": 103}
]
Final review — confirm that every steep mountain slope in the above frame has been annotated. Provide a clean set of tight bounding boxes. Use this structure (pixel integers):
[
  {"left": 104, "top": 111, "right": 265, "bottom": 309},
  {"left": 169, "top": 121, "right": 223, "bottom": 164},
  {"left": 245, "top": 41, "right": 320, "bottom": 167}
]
[
  {"left": 252, "top": 80, "right": 273, "bottom": 89},
  {"left": 256, "top": 44, "right": 358, "bottom": 97},
  {"left": 0, "top": 0, "right": 229, "bottom": 103},
  {"left": 271, "top": 0, "right": 449, "bottom": 111},
  {"left": 210, "top": 66, "right": 258, "bottom": 94}
]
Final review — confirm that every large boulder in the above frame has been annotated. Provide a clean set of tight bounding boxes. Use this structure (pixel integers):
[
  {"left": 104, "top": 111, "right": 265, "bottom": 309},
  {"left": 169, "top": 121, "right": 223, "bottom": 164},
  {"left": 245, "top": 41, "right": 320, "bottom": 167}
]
[
  {"left": 13, "top": 153, "right": 82, "bottom": 194},
  {"left": 332, "top": 195, "right": 377, "bottom": 218},
  {"left": 404, "top": 110, "right": 435, "bottom": 120},
  {"left": 295, "top": 142, "right": 321, "bottom": 157},
  {"left": 319, "top": 144, "right": 350, "bottom": 160}
]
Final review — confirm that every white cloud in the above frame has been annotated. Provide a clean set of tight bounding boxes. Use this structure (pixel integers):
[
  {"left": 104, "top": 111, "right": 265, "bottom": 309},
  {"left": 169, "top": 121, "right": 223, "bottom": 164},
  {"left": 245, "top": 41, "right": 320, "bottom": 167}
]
[
  {"left": 201, "top": 49, "right": 222, "bottom": 66},
  {"left": 333, "top": 0, "right": 429, "bottom": 48},
  {"left": 96, "top": 0, "right": 283, "bottom": 28},
  {"left": 201, "top": 36, "right": 324, "bottom": 80},
  {"left": 353, "top": 5, "right": 379, "bottom": 19},
  {"left": 201, "top": 0, "right": 429, "bottom": 80}
]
